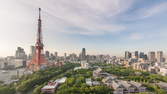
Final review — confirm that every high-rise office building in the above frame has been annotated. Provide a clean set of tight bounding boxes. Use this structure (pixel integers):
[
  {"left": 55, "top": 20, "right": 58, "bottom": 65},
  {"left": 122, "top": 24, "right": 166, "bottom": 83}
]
[
  {"left": 125, "top": 51, "right": 131, "bottom": 59},
  {"left": 15, "top": 47, "right": 27, "bottom": 59},
  {"left": 157, "top": 51, "right": 164, "bottom": 63},
  {"left": 148, "top": 51, "right": 156, "bottom": 62},
  {"left": 81, "top": 48, "right": 86, "bottom": 60},
  {"left": 30, "top": 46, "right": 35, "bottom": 57},
  {"left": 139, "top": 52, "right": 147, "bottom": 60},
  {"left": 54, "top": 52, "right": 58, "bottom": 57},
  {"left": 69, "top": 53, "right": 77, "bottom": 61},
  {"left": 45, "top": 51, "right": 50, "bottom": 59},
  {"left": 135, "top": 51, "right": 139, "bottom": 59},
  {"left": 139, "top": 52, "right": 144, "bottom": 58},
  {"left": 64, "top": 53, "right": 67, "bottom": 58},
  {"left": 144, "top": 54, "right": 148, "bottom": 60},
  {"left": 50, "top": 53, "right": 55, "bottom": 60}
]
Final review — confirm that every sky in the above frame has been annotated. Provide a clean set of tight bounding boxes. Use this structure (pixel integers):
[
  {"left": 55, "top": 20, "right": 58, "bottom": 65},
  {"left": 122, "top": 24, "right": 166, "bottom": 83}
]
[{"left": 0, "top": 0, "right": 167, "bottom": 57}]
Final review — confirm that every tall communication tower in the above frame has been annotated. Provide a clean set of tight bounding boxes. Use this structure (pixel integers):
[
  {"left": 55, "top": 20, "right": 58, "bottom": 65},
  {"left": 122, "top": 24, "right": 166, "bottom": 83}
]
[{"left": 28, "top": 8, "right": 49, "bottom": 71}]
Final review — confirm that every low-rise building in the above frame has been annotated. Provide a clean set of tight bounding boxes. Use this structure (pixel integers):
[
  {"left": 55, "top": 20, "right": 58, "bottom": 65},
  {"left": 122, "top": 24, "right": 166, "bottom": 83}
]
[
  {"left": 157, "top": 82, "right": 167, "bottom": 90},
  {"left": 41, "top": 77, "right": 67, "bottom": 94},
  {"left": 54, "top": 61, "right": 64, "bottom": 67},
  {"left": 102, "top": 76, "right": 116, "bottom": 88},
  {"left": 55, "top": 77, "right": 67, "bottom": 84},
  {"left": 159, "top": 68, "right": 167, "bottom": 76},
  {"left": 106, "top": 80, "right": 146, "bottom": 94},
  {"left": 41, "top": 82, "right": 59, "bottom": 93},
  {"left": 93, "top": 68, "right": 103, "bottom": 78},
  {"left": 81, "top": 61, "right": 89, "bottom": 69},
  {"left": 14, "top": 59, "right": 26, "bottom": 68},
  {"left": 85, "top": 78, "right": 100, "bottom": 86},
  {"left": 130, "top": 81, "right": 146, "bottom": 93},
  {"left": 86, "top": 78, "right": 92, "bottom": 86}
]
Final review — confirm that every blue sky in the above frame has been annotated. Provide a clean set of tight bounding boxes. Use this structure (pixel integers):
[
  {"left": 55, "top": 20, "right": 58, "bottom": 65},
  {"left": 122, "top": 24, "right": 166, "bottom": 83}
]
[{"left": 0, "top": 0, "right": 167, "bottom": 57}]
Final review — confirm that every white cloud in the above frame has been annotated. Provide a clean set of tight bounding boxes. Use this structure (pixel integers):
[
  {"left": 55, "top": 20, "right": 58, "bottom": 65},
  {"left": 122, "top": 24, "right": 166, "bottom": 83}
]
[
  {"left": 20, "top": 0, "right": 135, "bottom": 35},
  {"left": 140, "top": 2, "right": 167, "bottom": 19},
  {"left": 121, "top": 2, "right": 167, "bottom": 21},
  {"left": 128, "top": 28, "right": 167, "bottom": 40},
  {"left": 133, "top": 2, "right": 167, "bottom": 20},
  {"left": 129, "top": 33, "right": 143, "bottom": 40}
]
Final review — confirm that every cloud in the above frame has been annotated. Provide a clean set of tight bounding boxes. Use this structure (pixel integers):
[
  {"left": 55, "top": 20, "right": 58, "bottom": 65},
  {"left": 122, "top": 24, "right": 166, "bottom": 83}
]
[
  {"left": 139, "top": 2, "right": 167, "bottom": 19},
  {"left": 129, "top": 33, "right": 143, "bottom": 40},
  {"left": 128, "top": 2, "right": 167, "bottom": 21},
  {"left": 128, "top": 28, "right": 167, "bottom": 41},
  {"left": 20, "top": 0, "right": 135, "bottom": 35},
  {"left": 120, "top": 1, "right": 167, "bottom": 22}
]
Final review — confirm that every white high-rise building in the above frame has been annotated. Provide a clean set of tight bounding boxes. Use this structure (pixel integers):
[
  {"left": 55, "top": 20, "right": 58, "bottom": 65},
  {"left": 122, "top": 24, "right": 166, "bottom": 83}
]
[
  {"left": 148, "top": 51, "right": 156, "bottom": 62},
  {"left": 30, "top": 46, "right": 35, "bottom": 57},
  {"left": 157, "top": 51, "right": 164, "bottom": 63}
]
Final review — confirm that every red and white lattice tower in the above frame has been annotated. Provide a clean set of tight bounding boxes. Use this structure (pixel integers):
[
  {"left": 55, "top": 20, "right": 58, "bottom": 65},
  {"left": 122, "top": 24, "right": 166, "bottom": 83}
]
[{"left": 28, "top": 8, "right": 49, "bottom": 71}]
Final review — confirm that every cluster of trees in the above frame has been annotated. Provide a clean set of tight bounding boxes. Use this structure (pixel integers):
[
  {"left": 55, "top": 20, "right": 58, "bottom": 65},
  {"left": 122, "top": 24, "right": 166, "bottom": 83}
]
[
  {"left": 0, "top": 63, "right": 79, "bottom": 94},
  {"left": 1, "top": 62, "right": 167, "bottom": 94},
  {"left": 143, "top": 83, "right": 166, "bottom": 94},
  {"left": 125, "top": 73, "right": 167, "bottom": 83},
  {"left": 0, "top": 85, "right": 15, "bottom": 94},
  {"left": 57, "top": 85, "right": 112, "bottom": 94},
  {"left": 97, "top": 64, "right": 167, "bottom": 94},
  {"left": 56, "top": 69, "right": 113, "bottom": 94},
  {"left": 104, "top": 65, "right": 135, "bottom": 76},
  {"left": 101, "top": 64, "right": 167, "bottom": 83}
]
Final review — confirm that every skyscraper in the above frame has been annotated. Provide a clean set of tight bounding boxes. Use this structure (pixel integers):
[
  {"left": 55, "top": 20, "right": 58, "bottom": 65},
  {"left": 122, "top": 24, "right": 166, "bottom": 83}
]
[
  {"left": 125, "top": 51, "right": 131, "bottom": 59},
  {"left": 148, "top": 51, "right": 156, "bottom": 62},
  {"left": 139, "top": 52, "right": 147, "bottom": 60},
  {"left": 45, "top": 51, "right": 50, "bottom": 59},
  {"left": 15, "top": 47, "right": 27, "bottom": 59},
  {"left": 64, "top": 53, "right": 67, "bottom": 58},
  {"left": 139, "top": 52, "right": 145, "bottom": 58},
  {"left": 30, "top": 46, "right": 35, "bottom": 57},
  {"left": 135, "top": 51, "right": 139, "bottom": 59},
  {"left": 54, "top": 52, "right": 58, "bottom": 57},
  {"left": 81, "top": 48, "right": 86, "bottom": 60},
  {"left": 131, "top": 51, "right": 138, "bottom": 59},
  {"left": 157, "top": 51, "right": 163, "bottom": 63}
]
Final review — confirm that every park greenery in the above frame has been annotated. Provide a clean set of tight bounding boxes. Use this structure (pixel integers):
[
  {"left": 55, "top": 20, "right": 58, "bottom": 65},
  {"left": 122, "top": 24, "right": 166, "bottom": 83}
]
[
  {"left": 56, "top": 69, "right": 113, "bottom": 94},
  {"left": 0, "top": 85, "right": 15, "bottom": 94},
  {"left": 0, "top": 63, "right": 112, "bottom": 94},
  {"left": 0, "top": 63, "right": 79, "bottom": 94},
  {"left": 0, "top": 63, "right": 167, "bottom": 94},
  {"left": 95, "top": 63, "right": 167, "bottom": 94}
]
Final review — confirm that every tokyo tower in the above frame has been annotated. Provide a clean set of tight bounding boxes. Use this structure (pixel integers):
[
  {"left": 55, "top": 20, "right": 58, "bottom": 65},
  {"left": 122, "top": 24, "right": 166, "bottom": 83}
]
[{"left": 28, "top": 8, "right": 49, "bottom": 71}]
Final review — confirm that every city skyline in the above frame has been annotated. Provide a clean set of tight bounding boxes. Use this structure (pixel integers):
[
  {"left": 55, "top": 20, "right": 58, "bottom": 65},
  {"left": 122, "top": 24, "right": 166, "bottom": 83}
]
[{"left": 1, "top": 0, "right": 167, "bottom": 57}]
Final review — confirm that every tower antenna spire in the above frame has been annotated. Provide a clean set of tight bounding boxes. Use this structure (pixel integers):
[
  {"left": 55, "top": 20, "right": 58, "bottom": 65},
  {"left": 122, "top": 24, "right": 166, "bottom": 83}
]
[{"left": 39, "top": 8, "right": 41, "bottom": 19}]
